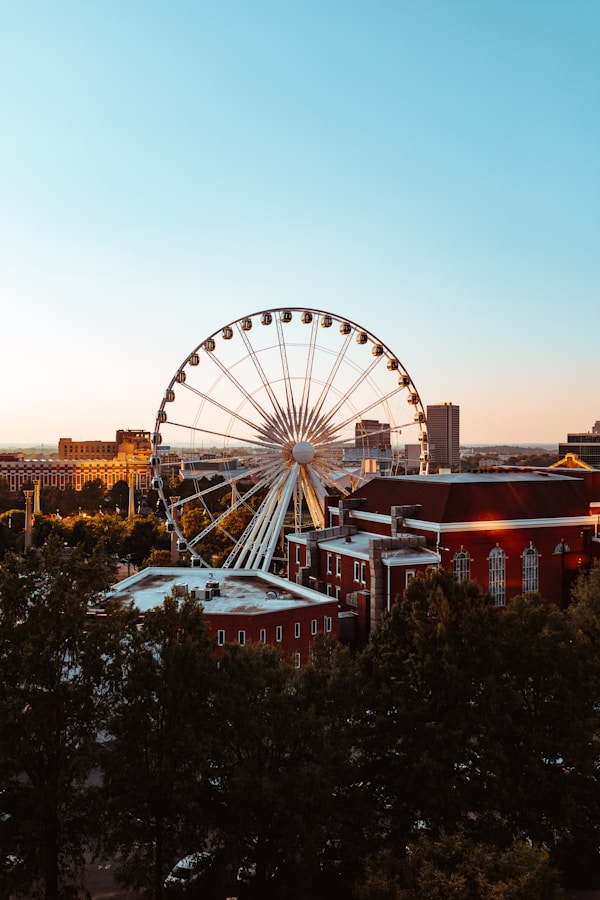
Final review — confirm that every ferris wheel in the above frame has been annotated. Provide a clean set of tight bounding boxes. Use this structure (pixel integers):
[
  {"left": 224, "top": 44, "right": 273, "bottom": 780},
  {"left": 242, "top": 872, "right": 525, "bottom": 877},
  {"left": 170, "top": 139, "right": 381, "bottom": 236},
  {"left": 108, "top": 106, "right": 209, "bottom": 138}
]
[{"left": 151, "top": 308, "right": 429, "bottom": 571}]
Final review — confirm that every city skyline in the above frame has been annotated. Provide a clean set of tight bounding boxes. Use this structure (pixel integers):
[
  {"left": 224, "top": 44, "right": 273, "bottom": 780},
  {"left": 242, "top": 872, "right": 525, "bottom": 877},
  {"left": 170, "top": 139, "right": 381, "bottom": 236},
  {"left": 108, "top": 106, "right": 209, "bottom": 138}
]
[{"left": 1, "top": 1, "right": 599, "bottom": 446}]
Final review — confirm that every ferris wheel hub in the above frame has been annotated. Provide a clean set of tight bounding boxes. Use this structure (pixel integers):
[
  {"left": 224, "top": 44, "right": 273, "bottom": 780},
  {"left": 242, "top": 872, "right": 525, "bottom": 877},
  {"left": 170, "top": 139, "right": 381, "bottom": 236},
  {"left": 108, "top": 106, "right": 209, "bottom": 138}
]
[{"left": 292, "top": 441, "right": 315, "bottom": 465}]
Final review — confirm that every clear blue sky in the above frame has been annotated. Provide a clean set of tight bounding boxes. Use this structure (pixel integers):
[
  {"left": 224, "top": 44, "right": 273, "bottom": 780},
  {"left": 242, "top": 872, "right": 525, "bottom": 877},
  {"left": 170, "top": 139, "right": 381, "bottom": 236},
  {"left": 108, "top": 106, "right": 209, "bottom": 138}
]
[{"left": 1, "top": 0, "right": 598, "bottom": 446}]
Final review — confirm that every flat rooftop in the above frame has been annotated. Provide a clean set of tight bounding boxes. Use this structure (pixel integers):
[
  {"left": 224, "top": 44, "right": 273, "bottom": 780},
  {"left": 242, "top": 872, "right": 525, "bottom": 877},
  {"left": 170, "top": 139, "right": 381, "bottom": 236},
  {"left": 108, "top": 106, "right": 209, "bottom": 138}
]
[
  {"left": 289, "top": 530, "right": 440, "bottom": 566},
  {"left": 109, "top": 567, "right": 335, "bottom": 615}
]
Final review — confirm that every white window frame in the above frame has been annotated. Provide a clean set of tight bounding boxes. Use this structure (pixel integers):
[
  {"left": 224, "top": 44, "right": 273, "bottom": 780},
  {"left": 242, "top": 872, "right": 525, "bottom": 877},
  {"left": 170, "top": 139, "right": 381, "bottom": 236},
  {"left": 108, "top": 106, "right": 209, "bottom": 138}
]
[
  {"left": 405, "top": 569, "right": 415, "bottom": 587},
  {"left": 294, "top": 621, "right": 301, "bottom": 639},
  {"left": 489, "top": 545, "right": 506, "bottom": 607},
  {"left": 353, "top": 560, "right": 360, "bottom": 582},
  {"left": 360, "top": 562, "right": 366, "bottom": 585},
  {"left": 335, "top": 555, "right": 342, "bottom": 578},
  {"left": 453, "top": 549, "right": 471, "bottom": 583},
  {"left": 311, "top": 618, "right": 318, "bottom": 635},
  {"left": 335, "top": 586, "right": 341, "bottom": 601},
  {"left": 217, "top": 629, "right": 225, "bottom": 646},
  {"left": 324, "top": 615, "right": 332, "bottom": 633},
  {"left": 326, "top": 552, "right": 332, "bottom": 575},
  {"left": 294, "top": 652, "right": 301, "bottom": 669},
  {"left": 276, "top": 625, "right": 282, "bottom": 642},
  {"left": 522, "top": 544, "right": 539, "bottom": 593},
  {"left": 295, "top": 544, "right": 300, "bottom": 564},
  {"left": 259, "top": 628, "right": 267, "bottom": 643},
  {"left": 238, "top": 630, "right": 246, "bottom": 646},
  {"left": 326, "top": 584, "right": 333, "bottom": 597}
]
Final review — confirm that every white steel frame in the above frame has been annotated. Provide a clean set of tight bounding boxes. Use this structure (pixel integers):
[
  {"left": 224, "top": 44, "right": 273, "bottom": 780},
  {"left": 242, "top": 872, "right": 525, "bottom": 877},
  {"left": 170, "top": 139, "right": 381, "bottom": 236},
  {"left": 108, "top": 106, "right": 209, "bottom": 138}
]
[{"left": 152, "top": 308, "right": 429, "bottom": 571}]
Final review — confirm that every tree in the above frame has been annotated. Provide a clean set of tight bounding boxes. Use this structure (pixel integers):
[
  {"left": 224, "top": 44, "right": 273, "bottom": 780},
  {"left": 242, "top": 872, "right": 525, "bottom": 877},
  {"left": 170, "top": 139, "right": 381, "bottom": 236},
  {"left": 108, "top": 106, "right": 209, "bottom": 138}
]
[
  {"left": 121, "top": 515, "right": 168, "bottom": 567},
  {"left": 485, "top": 595, "right": 600, "bottom": 869},
  {"left": 358, "top": 569, "right": 501, "bottom": 851},
  {"left": 355, "top": 834, "right": 564, "bottom": 900},
  {"left": 205, "top": 640, "right": 356, "bottom": 899},
  {"left": 101, "top": 593, "right": 214, "bottom": 899},
  {"left": 0, "top": 476, "right": 12, "bottom": 513},
  {"left": 142, "top": 548, "right": 174, "bottom": 567},
  {"left": 79, "top": 479, "right": 105, "bottom": 514},
  {"left": 0, "top": 536, "right": 118, "bottom": 899},
  {"left": 109, "top": 479, "right": 130, "bottom": 513}
]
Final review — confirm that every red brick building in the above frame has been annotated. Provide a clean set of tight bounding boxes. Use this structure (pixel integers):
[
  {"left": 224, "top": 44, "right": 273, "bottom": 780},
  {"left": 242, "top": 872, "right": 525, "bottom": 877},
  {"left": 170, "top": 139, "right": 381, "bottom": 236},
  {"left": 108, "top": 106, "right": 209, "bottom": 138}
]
[
  {"left": 287, "top": 470, "right": 600, "bottom": 644},
  {"left": 109, "top": 568, "right": 338, "bottom": 667}
]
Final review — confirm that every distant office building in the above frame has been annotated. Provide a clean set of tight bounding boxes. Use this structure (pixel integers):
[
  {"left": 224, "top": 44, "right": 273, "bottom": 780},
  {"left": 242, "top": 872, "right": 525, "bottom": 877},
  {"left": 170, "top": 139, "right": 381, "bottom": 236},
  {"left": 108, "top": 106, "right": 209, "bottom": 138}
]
[
  {"left": 0, "top": 456, "right": 151, "bottom": 495},
  {"left": 1, "top": 430, "right": 153, "bottom": 496},
  {"left": 427, "top": 403, "right": 460, "bottom": 470},
  {"left": 59, "top": 430, "right": 151, "bottom": 461},
  {"left": 559, "top": 421, "right": 600, "bottom": 468},
  {"left": 354, "top": 419, "right": 391, "bottom": 452}
]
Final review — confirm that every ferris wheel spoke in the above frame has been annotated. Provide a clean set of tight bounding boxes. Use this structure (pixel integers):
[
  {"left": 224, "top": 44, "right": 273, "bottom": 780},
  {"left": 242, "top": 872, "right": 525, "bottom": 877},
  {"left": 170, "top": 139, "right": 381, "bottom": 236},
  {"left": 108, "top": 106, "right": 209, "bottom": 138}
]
[
  {"left": 311, "top": 378, "right": 401, "bottom": 446},
  {"left": 246, "top": 466, "right": 298, "bottom": 570},
  {"left": 297, "top": 315, "right": 319, "bottom": 439},
  {"left": 179, "top": 381, "right": 276, "bottom": 441},
  {"left": 274, "top": 315, "right": 299, "bottom": 437},
  {"left": 300, "top": 466, "right": 328, "bottom": 528},
  {"left": 224, "top": 465, "right": 294, "bottom": 569},
  {"left": 236, "top": 322, "right": 292, "bottom": 437},
  {"left": 164, "top": 419, "right": 288, "bottom": 451},
  {"left": 187, "top": 468, "right": 282, "bottom": 550},
  {"left": 306, "top": 354, "right": 383, "bottom": 443},
  {"left": 302, "top": 330, "right": 354, "bottom": 438},
  {"left": 198, "top": 351, "right": 288, "bottom": 443}
]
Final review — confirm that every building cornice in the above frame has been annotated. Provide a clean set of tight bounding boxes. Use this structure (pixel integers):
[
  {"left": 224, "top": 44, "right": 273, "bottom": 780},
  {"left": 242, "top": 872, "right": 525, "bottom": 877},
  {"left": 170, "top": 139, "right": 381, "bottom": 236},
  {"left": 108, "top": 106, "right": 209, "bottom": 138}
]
[{"left": 339, "top": 508, "right": 598, "bottom": 534}]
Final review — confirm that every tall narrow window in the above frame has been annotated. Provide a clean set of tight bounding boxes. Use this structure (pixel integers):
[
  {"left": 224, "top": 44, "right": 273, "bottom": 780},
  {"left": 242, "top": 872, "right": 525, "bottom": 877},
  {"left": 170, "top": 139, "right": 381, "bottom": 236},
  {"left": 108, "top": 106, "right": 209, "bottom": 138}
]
[
  {"left": 488, "top": 546, "right": 506, "bottom": 607},
  {"left": 276, "top": 625, "right": 282, "bottom": 642},
  {"left": 353, "top": 560, "right": 360, "bottom": 582},
  {"left": 217, "top": 629, "right": 225, "bottom": 646},
  {"left": 453, "top": 549, "right": 471, "bottom": 583},
  {"left": 294, "top": 622, "right": 301, "bottom": 639},
  {"left": 311, "top": 618, "right": 317, "bottom": 635},
  {"left": 335, "top": 556, "right": 342, "bottom": 578},
  {"left": 522, "top": 544, "right": 539, "bottom": 593},
  {"left": 326, "top": 553, "right": 332, "bottom": 575}
]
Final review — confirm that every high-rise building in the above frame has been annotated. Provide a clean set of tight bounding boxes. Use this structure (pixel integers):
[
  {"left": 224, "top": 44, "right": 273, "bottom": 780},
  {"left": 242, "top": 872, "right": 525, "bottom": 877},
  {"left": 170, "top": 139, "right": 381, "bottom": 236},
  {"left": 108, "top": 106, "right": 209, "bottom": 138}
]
[
  {"left": 559, "top": 421, "right": 600, "bottom": 468},
  {"left": 427, "top": 403, "right": 460, "bottom": 470},
  {"left": 354, "top": 419, "right": 391, "bottom": 452}
]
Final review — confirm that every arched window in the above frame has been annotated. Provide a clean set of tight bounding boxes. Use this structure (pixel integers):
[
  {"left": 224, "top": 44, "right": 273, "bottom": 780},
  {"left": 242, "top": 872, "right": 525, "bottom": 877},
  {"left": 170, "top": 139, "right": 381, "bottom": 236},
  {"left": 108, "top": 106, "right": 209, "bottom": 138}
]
[
  {"left": 488, "top": 545, "right": 506, "bottom": 607},
  {"left": 453, "top": 549, "right": 471, "bottom": 583},
  {"left": 522, "top": 543, "right": 539, "bottom": 593}
]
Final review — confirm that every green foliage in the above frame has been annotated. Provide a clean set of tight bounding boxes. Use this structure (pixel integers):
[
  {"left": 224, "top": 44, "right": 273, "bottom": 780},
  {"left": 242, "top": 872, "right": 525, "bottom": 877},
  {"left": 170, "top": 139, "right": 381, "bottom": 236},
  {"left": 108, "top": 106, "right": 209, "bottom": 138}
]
[
  {"left": 359, "top": 568, "right": 600, "bottom": 881},
  {"left": 109, "top": 479, "right": 130, "bottom": 511},
  {"left": 79, "top": 478, "right": 105, "bottom": 513},
  {"left": 2, "top": 547, "right": 600, "bottom": 896},
  {"left": 400, "top": 832, "right": 564, "bottom": 900},
  {"left": 101, "top": 593, "right": 214, "bottom": 899},
  {"left": 355, "top": 835, "right": 564, "bottom": 900},
  {"left": 121, "top": 514, "right": 168, "bottom": 567},
  {"left": 0, "top": 536, "right": 120, "bottom": 899}
]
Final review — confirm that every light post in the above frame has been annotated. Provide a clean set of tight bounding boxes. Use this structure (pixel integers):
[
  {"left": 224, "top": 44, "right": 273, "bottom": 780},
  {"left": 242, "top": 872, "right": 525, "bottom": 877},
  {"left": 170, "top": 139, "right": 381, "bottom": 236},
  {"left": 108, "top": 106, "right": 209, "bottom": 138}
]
[{"left": 24, "top": 490, "right": 34, "bottom": 549}]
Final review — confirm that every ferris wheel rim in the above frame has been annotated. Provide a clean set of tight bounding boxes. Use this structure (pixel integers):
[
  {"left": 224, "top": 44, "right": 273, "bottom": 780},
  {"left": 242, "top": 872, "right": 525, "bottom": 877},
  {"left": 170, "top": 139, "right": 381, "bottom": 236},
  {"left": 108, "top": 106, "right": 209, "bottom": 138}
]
[{"left": 152, "top": 307, "right": 429, "bottom": 571}]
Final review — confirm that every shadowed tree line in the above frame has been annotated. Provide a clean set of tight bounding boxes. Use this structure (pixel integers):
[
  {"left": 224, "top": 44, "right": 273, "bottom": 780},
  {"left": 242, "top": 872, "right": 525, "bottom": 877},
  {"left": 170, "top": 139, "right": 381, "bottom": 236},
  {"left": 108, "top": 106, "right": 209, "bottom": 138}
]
[
  {"left": 2, "top": 537, "right": 600, "bottom": 899},
  {"left": 0, "top": 475, "right": 269, "bottom": 568}
]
